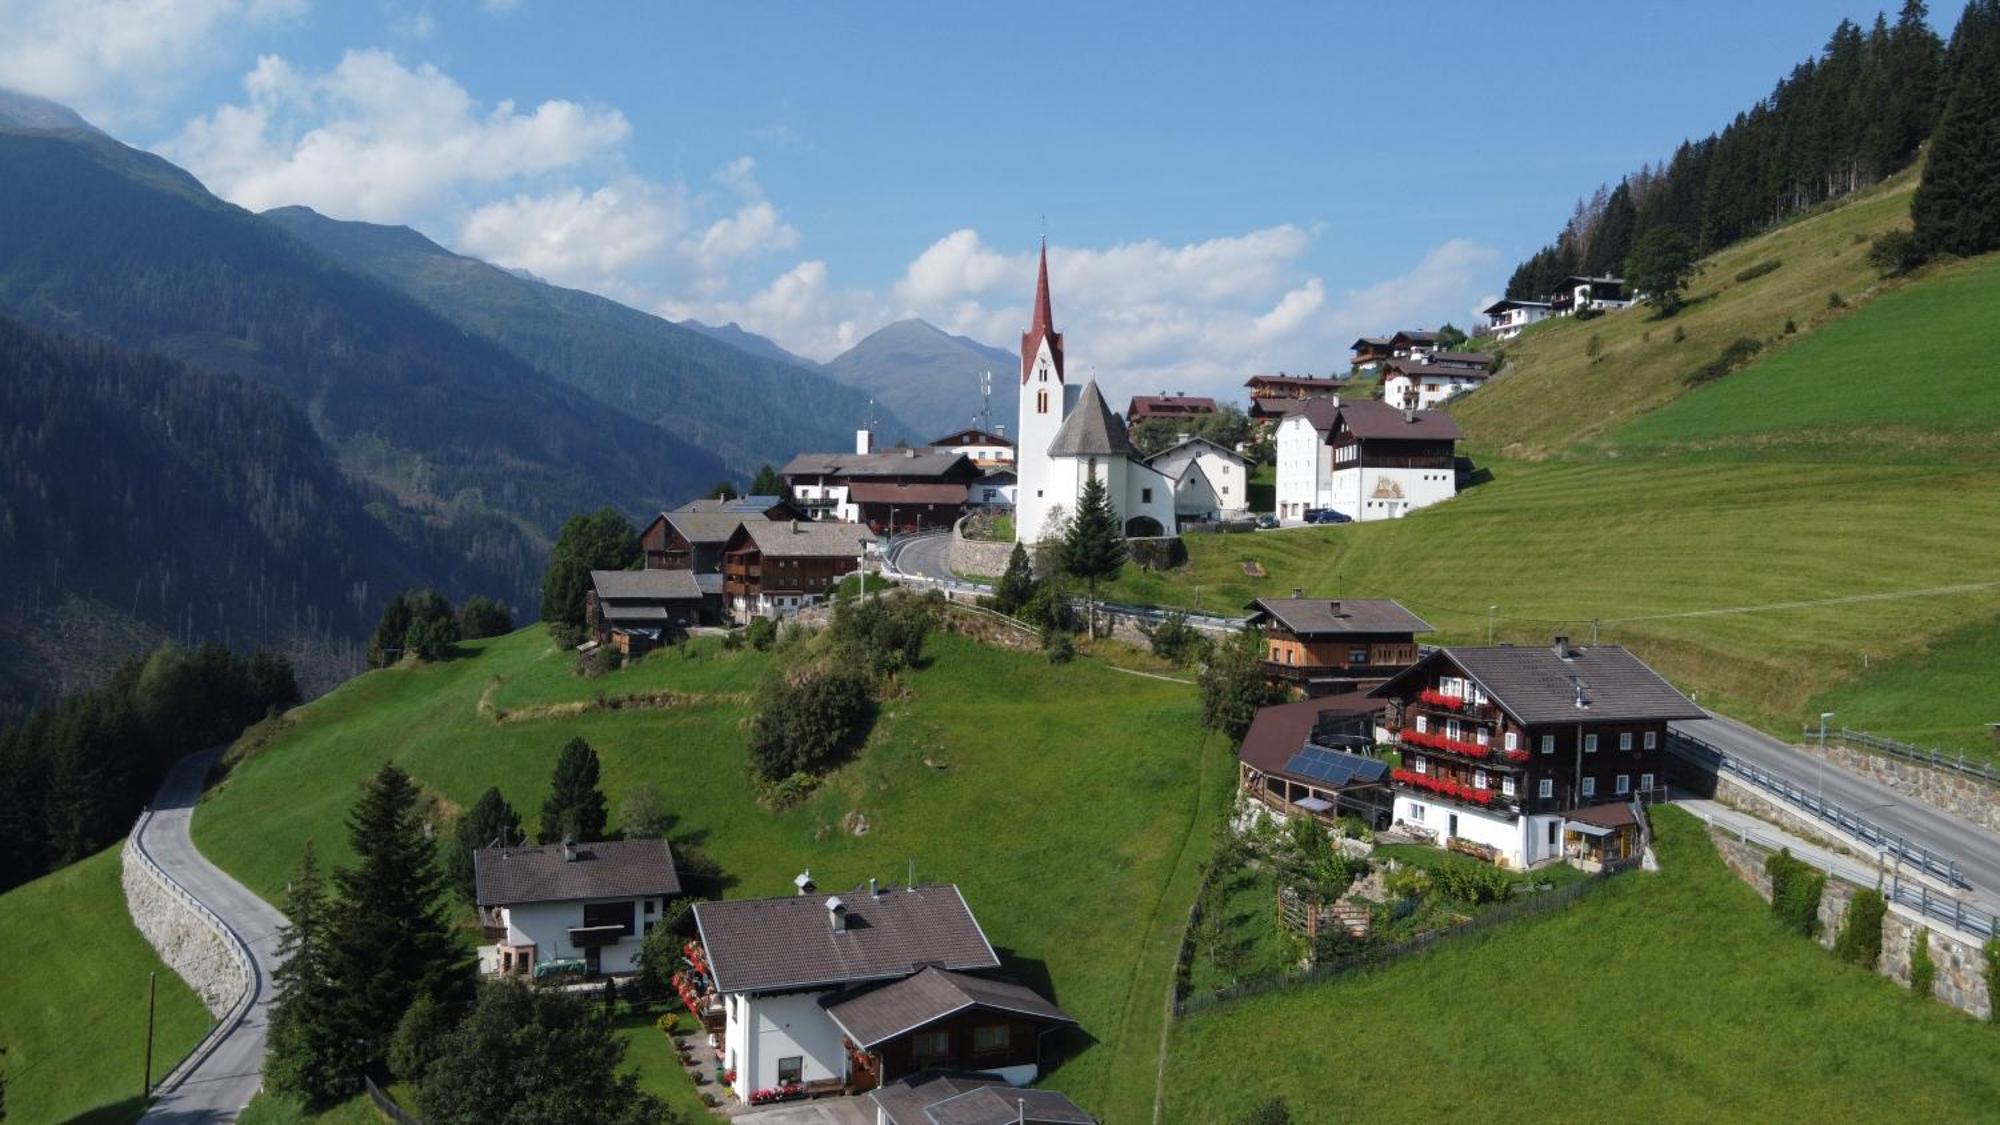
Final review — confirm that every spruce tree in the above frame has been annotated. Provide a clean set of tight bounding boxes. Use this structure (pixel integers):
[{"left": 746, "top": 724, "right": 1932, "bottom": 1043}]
[
  {"left": 448, "top": 787, "right": 522, "bottom": 902},
  {"left": 1913, "top": 0, "right": 2000, "bottom": 256},
  {"left": 267, "top": 844, "right": 353, "bottom": 1104},
  {"left": 324, "top": 764, "right": 468, "bottom": 1074},
  {"left": 993, "top": 541, "right": 1037, "bottom": 616},
  {"left": 1058, "top": 472, "right": 1126, "bottom": 640},
  {"left": 749, "top": 464, "right": 786, "bottom": 496},
  {"left": 541, "top": 509, "right": 641, "bottom": 627},
  {"left": 1624, "top": 227, "right": 1697, "bottom": 314},
  {"left": 540, "top": 738, "right": 609, "bottom": 842}
]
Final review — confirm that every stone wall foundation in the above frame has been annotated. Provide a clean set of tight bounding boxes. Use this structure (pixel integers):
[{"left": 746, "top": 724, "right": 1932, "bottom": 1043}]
[{"left": 122, "top": 831, "right": 249, "bottom": 1017}]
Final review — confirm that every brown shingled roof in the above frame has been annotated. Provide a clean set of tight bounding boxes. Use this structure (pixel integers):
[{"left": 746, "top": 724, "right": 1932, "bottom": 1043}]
[
  {"left": 821, "top": 966, "right": 1074, "bottom": 1048},
  {"left": 693, "top": 884, "right": 999, "bottom": 993},
  {"left": 1372, "top": 644, "right": 1704, "bottom": 726},
  {"left": 1335, "top": 399, "right": 1463, "bottom": 442},
  {"left": 1236, "top": 696, "right": 1387, "bottom": 776},
  {"left": 1246, "top": 597, "right": 1432, "bottom": 637},
  {"left": 474, "top": 839, "right": 681, "bottom": 907}
]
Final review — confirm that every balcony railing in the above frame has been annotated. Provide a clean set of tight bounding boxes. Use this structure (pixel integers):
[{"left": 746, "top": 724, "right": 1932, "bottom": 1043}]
[
  {"left": 1400, "top": 728, "right": 1526, "bottom": 764},
  {"left": 1391, "top": 768, "right": 1520, "bottom": 815},
  {"left": 1264, "top": 660, "right": 1406, "bottom": 683}
]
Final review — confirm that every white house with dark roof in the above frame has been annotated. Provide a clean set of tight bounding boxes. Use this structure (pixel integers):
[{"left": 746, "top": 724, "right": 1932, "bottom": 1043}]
[
  {"left": 690, "top": 881, "right": 1073, "bottom": 1102},
  {"left": 1482, "top": 297, "right": 1551, "bottom": 340},
  {"left": 1143, "top": 435, "right": 1250, "bottom": 519},
  {"left": 474, "top": 838, "right": 681, "bottom": 979},
  {"left": 1274, "top": 398, "right": 1461, "bottom": 523},
  {"left": 1381, "top": 357, "right": 1493, "bottom": 411},
  {"left": 1012, "top": 242, "right": 1178, "bottom": 543}
]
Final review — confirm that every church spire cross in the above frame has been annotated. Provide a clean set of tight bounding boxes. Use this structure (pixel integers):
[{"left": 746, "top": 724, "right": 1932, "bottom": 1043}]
[{"left": 1020, "top": 231, "right": 1064, "bottom": 384}]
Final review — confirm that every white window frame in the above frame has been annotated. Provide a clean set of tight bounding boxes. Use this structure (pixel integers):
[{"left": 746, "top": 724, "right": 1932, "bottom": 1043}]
[
  {"left": 1415, "top": 714, "right": 1428, "bottom": 734},
  {"left": 1501, "top": 776, "right": 1516, "bottom": 797},
  {"left": 1538, "top": 778, "right": 1554, "bottom": 799},
  {"left": 1616, "top": 774, "right": 1631, "bottom": 795},
  {"left": 1641, "top": 772, "right": 1655, "bottom": 791},
  {"left": 1584, "top": 733, "right": 1599, "bottom": 754},
  {"left": 1581, "top": 776, "right": 1597, "bottom": 798},
  {"left": 1619, "top": 732, "right": 1633, "bottom": 752},
  {"left": 1505, "top": 731, "right": 1518, "bottom": 752},
  {"left": 1541, "top": 734, "right": 1554, "bottom": 755},
  {"left": 1414, "top": 756, "right": 1428, "bottom": 774},
  {"left": 1476, "top": 728, "right": 1489, "bottom": 746},
  {"left": 1410, "top": 804, "right": 1426, "bottom": 822},
  {"left": 1474, "top": 769, "right": 1488, "bottom": 790},
  {"left": 1644, "top": 731, "right": 1658, "bottom": 751}
]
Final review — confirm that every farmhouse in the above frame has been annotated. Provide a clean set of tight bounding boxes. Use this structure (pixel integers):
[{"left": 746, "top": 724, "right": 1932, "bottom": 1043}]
[
  {"left": 1273, "top": 398, "right": 1460, "bottom": 522},
  {"left": 1549, "top": 275, "right": 1633, "bottom": 316},
  {"left": 1237, "top": 695, "right": 1394, "bottom": 829},
  {"left": 1371, "top": 637, "right": 1705, "bottom": 868},
  {"left": 1124, "top": 392, "right": 1218, "bottom": 425},
  {"left": 1348, "top": 336, "right": 1394, "bottom": 373},
  {"left": 1245, "top": 372, "right": 1344, "bottom": 425},
  {"left": 929, "top": 428, "right": 1016, "bottom": 468},
  {"left": 1143, "top": 435, "right": 1250, "bottom": 519},
  {"left": 1482, "top": 296, "right": 1551, "bottom": 339},
  {"left": 1386, "top": 329, "right": 1441, "bottom": 361},
  {"left": 1012, "top": 243, "right": 1178, "bottom": 542},
  {"left": 870, "top": 1071, "right": 1095, "bottom": 1124},
  {"left": 675, "top": 494, "right": 801, "bottom": 519},
  {"left": 782, "top": 436, "right": 981, "bottom": 533},
  {"left": 585, "top": 568, "right": 707, "bottom": 654},
  {"left": 1381, "top": 358, "right": 1493, "bottom": 411},
  {"left": 474, "top": 838, "right": 681, "bottom": 980},
  {"left": 641, "top": 505, "right": 785, "bottom": 573},
  {"left": 721, "top": 520, "right": 870, "bottom": 620},
  {"left": 972, "top": 468, "right": 1017, "bottom": 510},
  {"left": 690, "top": 883, "right": 1075, "bottom": 1102},
  {"left": 1245, "top": 595, "right": 1430, "bottom": 698}
]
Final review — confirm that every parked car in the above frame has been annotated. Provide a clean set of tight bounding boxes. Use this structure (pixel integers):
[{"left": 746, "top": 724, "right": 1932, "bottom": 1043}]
[
  {"left": 1254, "top": 514, "right": 1279, "bottom": 529},
  {"left": 1308, "top": 509, "right": 1352, "bottom": 524}
]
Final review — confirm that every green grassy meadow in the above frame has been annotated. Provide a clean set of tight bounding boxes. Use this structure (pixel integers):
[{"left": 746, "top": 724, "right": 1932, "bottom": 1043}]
[
  {"left": 1165, "top": 808, "right": 2000, "bottom": 1122},
  {"left": 192, "top": 628, "right": 1231, "bottom": 1120},
  {"left": 0, "top": 846, "right": 212, "bottom": 1124}
]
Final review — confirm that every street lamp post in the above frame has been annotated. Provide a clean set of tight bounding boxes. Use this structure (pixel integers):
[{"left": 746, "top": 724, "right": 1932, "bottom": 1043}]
[{"left": 1818, "top": 711, "right": 1835, "bottom": 799}]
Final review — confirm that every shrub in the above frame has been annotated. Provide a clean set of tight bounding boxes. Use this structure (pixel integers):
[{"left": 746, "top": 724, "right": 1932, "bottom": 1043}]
[
  {"left": 1128, "top": 536, "right": 1189, "bottom": 571},
  {"left": 1019, "top": 579, "right": 1077, "bottom": 635},
  {"left": 745, "top": 665, "right": 873, "bottom": 780},
  {"left": 720, "top": 629, "right": 744, "bottom": 652},
  {"left": 1430, "top": 856, "right": 1511, "bottom": 905},
  {"left": 1783, "top": 318, "right": 1797, "bottom": 335},
  {"left": 1910, "top": 928, "right": 1935, "bottom": 999},
  {"left": 577, "top": 644, "right": 619, "bottom": 678},
  {"left": 547, "top": 621, "right": 585, "bottom": 650},
  {"left": 1198, "top": 627, "right": 1277, "bottom": 740},
  {"left": 1866, "top": 229, "right": 1927, "bottom": 277},
  {"left": 1143, "top": 611, "right": 1210, "bottom": 667},
  {"left": 1733, "top": 259, "right": 1782, "bottom": 283},
  {"left": 1828, "top": 290, "right": 1846, "bottom": 309},
  {"left": 828, "top": 590, "right": 934, "bottom": 674},
  {"left": 655, "top": 1012, "right": 679, "bottom": 1037},
  {"left": 1043, "top": 628, "right": 1076, "bottom": 664},
  {"left": 457, "top": 594, "right": 513, "bottom": 639},
  {"left": 745, "top": 616, "right": 778, "bottom": 652},
  {"left": 1985, "top": 939, "right": 2000, "bottom": 1022},
  {"left": 1687, "top": 336, "right": 1765, "bottom": 386},
  {"left": 1833, "top": 888, "right": 1886, "bottom": 969},
  {"left": 1672, "top": 325, "right": 1686, "bottom": 344},
  {"left": 1584, "top": 333, "right": 1603, "bottom": 360},
  {"left": 1765, "top": 849, "right": 1826, "bottom": 938}
]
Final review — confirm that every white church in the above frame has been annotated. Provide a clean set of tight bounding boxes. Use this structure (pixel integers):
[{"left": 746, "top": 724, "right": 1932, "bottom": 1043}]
[{"left": 1013, "top": 242, "right": 1179, "bottom": 544}]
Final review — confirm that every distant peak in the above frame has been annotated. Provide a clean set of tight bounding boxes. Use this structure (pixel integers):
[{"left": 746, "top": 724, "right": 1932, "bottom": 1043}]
[{"left": 0, "top": 88, "right": 101, "bottom": 135}]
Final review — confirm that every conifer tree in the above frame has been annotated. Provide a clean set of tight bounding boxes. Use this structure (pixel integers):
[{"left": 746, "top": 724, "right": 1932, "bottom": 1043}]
[
  {"left": 1199, "top": 627, "right": 1278, "bottom": 741},
  {"left": 749, "top": 464, "right": 786, "bottom": 496},
  {"left": 1913, "top": 0, "right": 2000, "bottom": 256},
  {"left": 448, "top": 787, "right": 522, "bottom": 902},
  {"left": 540, "top": 738, "right": 608, "bottom": 842},
  {"left": 993, "top": 541, "right": 1037, "bottom": 616},
  {"left": 541, "top": 509, "right": 641, "bottom": 628},
  {"left": 324, "top": 764, "right": 468, "bottom": 1074},
  {"left": 267, "top": 844, "right": 352, "bottom": 1104},
  {"left": 1625, "top": 227, "right": 1697, "bottom": 314},
  {"left": 1058, "top": 472, "right": 1126, "bottom": 640}
]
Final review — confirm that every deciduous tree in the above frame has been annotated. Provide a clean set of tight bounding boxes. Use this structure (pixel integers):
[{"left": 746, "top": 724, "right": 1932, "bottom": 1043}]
[{"left": 1199, "top": 627, "right": 1277, "bottom": 740}]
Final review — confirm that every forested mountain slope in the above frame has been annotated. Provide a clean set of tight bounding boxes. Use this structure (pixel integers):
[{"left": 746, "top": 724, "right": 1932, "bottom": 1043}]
[
  {"left": 263, "top": 207, "right": 909, "bottom": 473},
  {"left": 0, "top": 316, "right": 510, "bottom": 705},
  {"left": 0, "top": 123, "right": 727, "bottom": 613}
]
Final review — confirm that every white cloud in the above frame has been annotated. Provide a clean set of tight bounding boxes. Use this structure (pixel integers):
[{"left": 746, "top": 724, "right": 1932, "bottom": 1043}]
[
  {"left": 0, "top": 0, "right": 305, "bottom": 123},
  {"left": 162, "top": 48, "right": 630, "bottom": 220},
  {"left": 684, "top": 201, "right": 800, "bottom": 270},
  {"left": 459, "top": 177, "right": 685, "bottom": 290}
]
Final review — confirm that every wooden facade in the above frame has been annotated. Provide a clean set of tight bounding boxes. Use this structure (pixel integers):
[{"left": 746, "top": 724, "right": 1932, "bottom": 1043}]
[{"left": 855, "top": 1009, "right": 1054, "bottom": 1089}]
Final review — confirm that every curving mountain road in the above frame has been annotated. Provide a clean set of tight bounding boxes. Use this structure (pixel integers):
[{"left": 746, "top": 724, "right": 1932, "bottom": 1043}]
[{"left": 138, "top": 748, "right": 289, "bottom": 1124}]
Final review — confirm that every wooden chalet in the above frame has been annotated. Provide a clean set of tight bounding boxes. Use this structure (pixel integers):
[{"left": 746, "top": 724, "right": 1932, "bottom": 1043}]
[
  {"left": 1349, "top": 336, "right": 1395, "bottom": 371},
  {"left": 721, "top": 519, "right": 870, "bottom": 620},
  {"left": 781, "top": 447, "right": 980, "bottom": 529},
  {"left": 1244, "top": 372, "right": 1345, "bottom": 423},
  {"left": 1387, "top": 329, "right": 1441, "bottom": 359},
  {"left": 1369, "top": 637, "right": 1705, "bottom": 869},
  {"left": 585, "top": 569, "right": 707, "bottom": 654},
  {"left": 1124, "top": 392, "right": 1218, "bottom": 425},
  {"left": 928, "top": 428, "right": 1016, "bottom": 467},
  {"left": 823, "top": 966, "right": 1077, "bottom": 1093},
  {"left": 1331, "top": 399, "right": 1461, "bottom": 473},
  {"left": 1246, "top": 595, "right": 1430, "bottom": 698},
  {"left": 1549, "top": 275, "right": 1631, "bottom": 315}
]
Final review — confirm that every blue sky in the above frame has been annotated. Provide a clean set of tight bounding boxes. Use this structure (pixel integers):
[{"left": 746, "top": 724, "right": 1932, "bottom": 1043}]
[{"left": 1, "top": 0, "right": 1906, "bottom": 399}]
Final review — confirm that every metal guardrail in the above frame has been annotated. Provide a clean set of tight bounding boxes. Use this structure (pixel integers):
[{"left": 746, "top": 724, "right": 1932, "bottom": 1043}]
[
  {"left": 127, "top": 801, "right": 259, "bottom": 1097},
  {"left": 1808, "top": 726, "right": 2000, "bottom": 787},
  {"left": 1668, "top": 731, "right": 1971, "bottom": 889}
]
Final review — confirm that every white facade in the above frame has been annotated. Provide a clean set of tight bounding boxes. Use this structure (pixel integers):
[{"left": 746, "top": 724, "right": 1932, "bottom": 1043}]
[
  {"left": 972, "top": 474, "right": 1016, "bottom": 509},
  {"left": 1012, "top": 334, "right": 1076, "bottom": 543},
  {"left": 1382, "top": 370, "right": 1485, "bottom": 411},
  {"left": 1391, "top": 796, "right": 1569, "bottom": 869},
  {"left": 1273, "top": 412, "right": 1333, "bottom": 521},
  {"left": 789, "top": 479, "right": 856, "bottom": 523},
  {"left": 935, "top": 438, "right": 1015, "bottom": 467},
  {"left": 1031, "top": 447, "right": 1177, "bottom": 539},
  {"left": 723, "top": 989, "right": 849, "bottom": 1099},
  {"left": 490, "top": 895, "right": 661, "bottom": 976},
  {"left": 1168, "top": 459, "right": 1220, "bottom": 522},
  {"left": 1485, "top": 302, "right": 1550, "bottom": 340},
  {"left": 1147, "top": 438, "right": 1250, "bottom": 517},
  {"left": 732, "top": 590, "right": 821, "bottom": 621},
  {"left": 1326, "top": 463, "right": 1457, "bottom": 522}
]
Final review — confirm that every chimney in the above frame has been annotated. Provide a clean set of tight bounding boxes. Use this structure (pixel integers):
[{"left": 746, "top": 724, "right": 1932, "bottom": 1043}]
[
  {"left": 869, "top": 877, "right": 881, "bottom": 899},
  {"left": 561, "top": 835, "right": 576, "bottom": 862},
  {"left": 1331, "top": 395, "right": 1341, "bottom": 409},
  {"left": 826, "top": 896, "right": 847, "bottom": 932},
  {"left": 1291, "top": 587, "right": 1304, "bottom": 599},
  {"left": 791, "top": 519, "right": 800, "bottom": 533},
  {"left": 856, "top": 428, "right": 875, "bottom": 455},
  {"left": 1554, "top": 634, "right": 1573, "bottom": 660},
  {"left": 903, "top": 446, "right": 917, "bottom": 459},
  {"left": 1330, "top": 600, "right": 1342, "bottom": 617},
  {"left": 794, "top": 870, "right": 815, "bottom": 895},
  {"left": 1403, "top": 408, "right": 1416, "bottom": 423}
]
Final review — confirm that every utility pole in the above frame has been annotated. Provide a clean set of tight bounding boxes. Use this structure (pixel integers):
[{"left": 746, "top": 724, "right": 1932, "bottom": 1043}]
[{"left": 143, "top": 970, "right": 157, "bottom": 1099}]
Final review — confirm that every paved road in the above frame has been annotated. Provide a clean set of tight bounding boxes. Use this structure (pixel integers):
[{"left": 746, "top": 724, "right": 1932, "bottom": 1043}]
[
  {"left": 139, "top": 748, "right": 289, "bottom": 1124},
  {"left": 1673, "top": 713, "right": 2000, "bottom": 914}
]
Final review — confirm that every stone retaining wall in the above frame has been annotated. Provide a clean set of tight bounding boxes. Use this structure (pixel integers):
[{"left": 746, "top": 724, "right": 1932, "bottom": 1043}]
[
  {"left": 1708, "top": 827, "right": 1991, "bottom": 1019},
  {"left": 946, "top": 518, "right": 1028, "bottom": 579},
  {"left": 122, "top": 831, "right": 248, "bottom": 1017},
  {"left": 1800, "top": 740, "right": 2000, "bottom": 835}
]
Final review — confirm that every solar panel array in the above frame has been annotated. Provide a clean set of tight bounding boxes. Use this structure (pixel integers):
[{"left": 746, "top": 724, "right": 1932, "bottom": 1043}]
[{"left": 1281, "top": 745, "right": 1389, "bottom": 787}]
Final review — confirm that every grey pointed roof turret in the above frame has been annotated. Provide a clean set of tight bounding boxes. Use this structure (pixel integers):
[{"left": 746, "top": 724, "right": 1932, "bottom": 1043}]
[{"left": 1046, "top": 380, "right": 1136, "bottom": 457}]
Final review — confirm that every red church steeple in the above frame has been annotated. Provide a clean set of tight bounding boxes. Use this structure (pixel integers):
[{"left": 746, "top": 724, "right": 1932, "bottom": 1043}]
[{"left": 1020, "top": 236, "right": 1064, "bottom": 384}]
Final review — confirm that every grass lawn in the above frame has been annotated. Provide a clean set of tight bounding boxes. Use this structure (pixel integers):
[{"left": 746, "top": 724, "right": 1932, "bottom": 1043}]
[
  {"left": 1164, "top": 807, "right": 2000, "bottom": 1122},
  {"left": 610, "top": 1005, "right": 714, "bottom": 1121},
  {"left": 1185, "top": 864, "right": 1292, "bottom": 994},
  {"left": 192, "top": 626, "right": 1233, "bottom": 1120},
  {"left": 1101, "top": 455, "right": 2000, "bottom": 741},
  {"left": 237, "top": 1093, "right": 383, "bottom": 1124},
  {"left": 0, "top": 845, "right": 212, "bottom": 1124},
  {"left": 1808, "top": 610, "right": 2000, "bottom": 760},
  {"left": 1451, "top": 169, "right": 1920, "bottom": 458}
]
